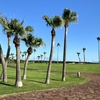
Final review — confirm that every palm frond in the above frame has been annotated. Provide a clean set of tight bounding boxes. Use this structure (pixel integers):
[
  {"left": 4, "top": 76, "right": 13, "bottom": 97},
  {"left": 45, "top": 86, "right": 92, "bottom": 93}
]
[
  {"left": 43, "top": 15, "right": 51, "bottom": 26},
  {"left": 25, "top": 26, "right": 34, "bottom": 32},
  {"left": 52, "top": 16, "right": 63, "bottom": 28}
]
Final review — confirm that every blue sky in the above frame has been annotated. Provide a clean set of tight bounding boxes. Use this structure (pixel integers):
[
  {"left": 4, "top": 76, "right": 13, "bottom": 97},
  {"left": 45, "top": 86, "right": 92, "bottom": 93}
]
[{"left": 0, "top": 0, "right": 100, "bottom": 62}]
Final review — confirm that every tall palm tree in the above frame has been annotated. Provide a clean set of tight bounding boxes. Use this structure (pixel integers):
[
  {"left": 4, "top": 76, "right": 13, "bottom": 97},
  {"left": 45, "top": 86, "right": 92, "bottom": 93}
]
[
  {"left": 43, "top": 52, "right": 47, "bottom": 63},
  {"left": 11, "top": 18, "right": 26, "bottom": 87},
  {"left": 82, "top": 48, "right": 86, "bottom": 63},
  {"left": 33, "top": 49, "right": 36, "bottom": 62},
  {"left": 97, "top": 37, "right": 100, "bottom": 63},
  {"left": 62, "top": 8, "right": 77, "bottom": 81},
  {"left": 43, "top": 15, "right": 62, "bottom": 84},
  {"left": 11, "top": 19, "right": 33, "bottom": 87},
  {"left": 57, "top": 43, "right": 60, "bottom": 63},
  {"left": 77, "top": 52, "right": 81, "bottom": 62},
  {"left": 22, "top": 33, "right": 44, "bottom": 80},
  {"left": 0, "top": 16, "right": 14, "bottom": 82}
]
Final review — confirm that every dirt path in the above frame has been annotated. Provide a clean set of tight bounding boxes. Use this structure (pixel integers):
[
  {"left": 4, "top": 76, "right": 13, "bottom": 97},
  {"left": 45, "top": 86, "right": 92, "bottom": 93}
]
[{"left": 0, "top": 73, "right": 100, "bottom": 100}]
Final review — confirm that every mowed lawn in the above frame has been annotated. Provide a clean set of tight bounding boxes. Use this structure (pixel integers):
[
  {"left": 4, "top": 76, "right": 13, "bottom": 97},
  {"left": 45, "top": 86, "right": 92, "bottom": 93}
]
[{"left": 0, "top": 63, "right": 100, "bottom": 96}]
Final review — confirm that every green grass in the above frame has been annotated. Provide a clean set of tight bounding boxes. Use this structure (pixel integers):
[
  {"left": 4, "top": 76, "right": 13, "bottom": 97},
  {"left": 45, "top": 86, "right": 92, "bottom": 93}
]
[{"left": 0, "top": 63, "right": 100, "bottom": 97}]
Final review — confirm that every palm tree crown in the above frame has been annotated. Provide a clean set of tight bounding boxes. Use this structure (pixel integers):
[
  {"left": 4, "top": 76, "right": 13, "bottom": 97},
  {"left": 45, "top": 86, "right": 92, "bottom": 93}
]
[
  {"left": 62, "top": 8, "right": 77, "bottom": 26},
  {"left": 43, "top": 15, "right": 62, "bottom": 29}
]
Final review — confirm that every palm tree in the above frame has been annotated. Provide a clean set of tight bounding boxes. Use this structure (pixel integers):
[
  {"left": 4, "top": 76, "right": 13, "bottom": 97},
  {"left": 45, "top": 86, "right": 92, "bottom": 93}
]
[
  {"left": 23, "top": 51, "right": 27, "bottom": 60},
  {"left": 12, "top": 19, "right": 24, "bottom": 87},
  {"left": 0, "top": 15, "right": 14, "bottom": 82},
  {"left": 22, "top": 33, "right": 44, "bottom": 80},
  {"left": 21, "top": 54, "right": 24, "bottom": 60},
  {"left": 10, "top": 53, "right": 15, "bottom": 62},
  {"left": 40, "top": 54, "right": 43, "bottom": 63},
  {"left": 97, "top": 37, "right": 100, "bottom": 63},
  {"left": 43, "top": 52, "right": 47, "bottom": 63},
  {"left": 33, "top": 49, "right": 36, "bottom": 62},
  {"left": 43, "top": 15, "right": 62, "bottom": 84},
  {"left": 82, "top": 48, "right": 86, "bottom": 63},
  {"left": 62, "top": 8, "right": 77, "bottom": 81},
  {"left": 11, "top": 18, "right": 30, "bottom": 87},
  {"left": 0, "top": 43, "right": 5, "bottom": 80},
  {"left": 37, "top": 55, "right": 40, "bottom": 63},
  {"left": 57, "top": 43, "right": 60, "bottom": 63},
  {"left": 77, "top": 52, "right": 81, "bottom": 62}
]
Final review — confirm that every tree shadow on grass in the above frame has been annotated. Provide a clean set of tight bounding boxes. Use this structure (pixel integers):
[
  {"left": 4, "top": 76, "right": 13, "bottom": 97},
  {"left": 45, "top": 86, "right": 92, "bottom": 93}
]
[
  {"left": 26, "top": 79, "right": 45, "bottom": 84},
  {"left": 0, "top": 81, "right": 14, "bottom": 87},
  {"left": 51, "top": 78, "right": 61, "bottom": 82}
]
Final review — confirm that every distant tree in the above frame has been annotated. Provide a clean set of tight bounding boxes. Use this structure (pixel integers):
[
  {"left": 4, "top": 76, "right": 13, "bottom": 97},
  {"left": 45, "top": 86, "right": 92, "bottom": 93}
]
[
  {"left": 57, "top": 43, "right": 60, "bottom": 63},
  {"left": 43, "top": 15, "right": 62, "bottom": 84},
  {"left": 33, "top": 49, "right": 36, "bottom": 62},
  {"left": 10, "top": 53, "right": 15, "bottom": 61},
  {"left": 23, "top": 51, "right": 27, "bottom": 60},
  {"left": 22, "top": 54, "right": 24, "bottom": 60},
  {"left": 37, "top": 55, "right": 40, "bottom": 63},
  {"left": 40, "top": 54, "right": 43, "bottom": 63},
  {"left": 43, "top": 52, "right": 47, "bottom": 63},
  {"left": 77, "top": 52, "right": 81, "bottom": 62},
  {"left": 97, "top": 37, "right": 100, "bottom": 63},
  {"left": 82, "top": 48, "right": 86, "bottom": 63}
]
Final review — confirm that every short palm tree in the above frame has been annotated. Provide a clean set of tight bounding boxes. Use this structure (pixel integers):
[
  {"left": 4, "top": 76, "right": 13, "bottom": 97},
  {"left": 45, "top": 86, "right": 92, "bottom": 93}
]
[
  {"left": 33, "top": 49, "right": 36, "bottom": 62},
  {"left": 82, "top": 48, "right": 86, "bottom": 63},
  {"left": 40, "top": 54, "right": 43, "bottom": 63},
  {"left": 23, "top": 51, "right": 27, "bottom": 60},
  {"left": 37, "top": 56, "right": 40, "bottom": 63},
  {"left": 62, "top": 8, "right": 77, "bottom": 81},
  {"left": 43, "top": 15, "right": 62, "bottom": 84},
  {"left": 22, "top": 33, "right": 44, "bottom": 80},
  {"left": 77, "top": 52, "right": 81, "bottom": 62},
  {"left": 43, "top": 52, "right": 47, "bottom": 63},
  {"left": 0, "top": 15, "right": 14, "bottom": 82},
  {"left": 57, "top": 43, "right": 60, "bottom": 63},
  {"left": 10, "top": 53, "right": 15, "bottom": 61},
  {"left": 97, "top": 37, "right": 100, "bottom": 63}
]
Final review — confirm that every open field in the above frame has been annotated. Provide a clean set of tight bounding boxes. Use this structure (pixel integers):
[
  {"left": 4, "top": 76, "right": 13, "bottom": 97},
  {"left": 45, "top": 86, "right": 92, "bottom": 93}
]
[{"left": 0, "top": 63, "right": 100, "bottom": 97}]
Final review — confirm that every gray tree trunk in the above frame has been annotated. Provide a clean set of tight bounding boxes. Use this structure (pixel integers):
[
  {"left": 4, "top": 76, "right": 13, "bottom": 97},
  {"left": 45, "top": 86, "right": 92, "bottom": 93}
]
[
  {"left": 0, "top": 44, "right": 6, "bottom": 82},
  {"left": 83, "top": 51, "right": 85, "bottom": 63},
  {"left": 62, "top": 26, "right": 68, "bottom": 81},
  {"left": 45, "top": 34, "right": 55, "bottom": 84},
  {"left": 15, "top": 45, "right": 23, "bottom": 87},
  {"left": 22, "top": 54, "right": 30, "bottom": 80}
]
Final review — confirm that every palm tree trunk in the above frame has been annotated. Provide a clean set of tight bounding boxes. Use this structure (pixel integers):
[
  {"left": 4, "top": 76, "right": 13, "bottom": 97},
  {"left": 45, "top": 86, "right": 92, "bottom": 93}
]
[
  {"left": 45, "top": 32, "right": 55, "bottom": 84},
  {"left": 0, "top": 37, "right": 11, "bottom": 82},
  {"left": 78, "top": 56, "right": 81, "bottom": 62},
  {"left": 62, "top": 26, "right": 68, "bottom": 81},
  {"left": 83, "top": 51, "right": 85, "bottom": 63},
  {"left": 98, "top": 40, "right": 100, "bottom": 63},
  {"left": 0, "top": 44, "right": 6, "bottom": 82},
  {"left": 0, "top": 71, "right": 3, "bottom": 80},
  {"left": 15, "top": 45, "right": 23, "bottom": 87},
  {"left": 22, "top": 54, "right": 30, "bottom": 80},
  {"left": 57, "top": 47, "right": 58, "bottom": 63}
]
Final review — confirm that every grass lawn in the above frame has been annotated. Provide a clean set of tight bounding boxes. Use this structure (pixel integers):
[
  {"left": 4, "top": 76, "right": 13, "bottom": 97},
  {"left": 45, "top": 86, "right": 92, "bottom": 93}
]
[{"left": 0, "top": 63, "right": 100, "bottom": 96}]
